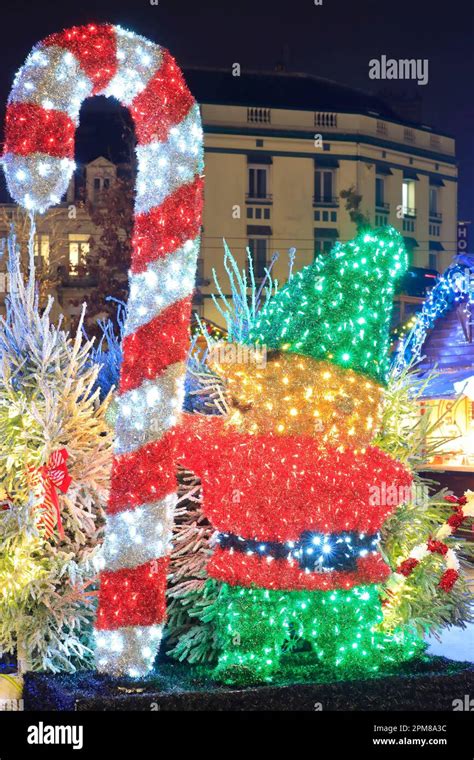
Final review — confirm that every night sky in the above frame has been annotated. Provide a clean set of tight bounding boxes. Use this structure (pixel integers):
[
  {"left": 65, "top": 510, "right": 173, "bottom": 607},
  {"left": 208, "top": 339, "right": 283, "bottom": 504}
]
[{"left": 1, "top": 0, "right": 473, "bottom": 217}]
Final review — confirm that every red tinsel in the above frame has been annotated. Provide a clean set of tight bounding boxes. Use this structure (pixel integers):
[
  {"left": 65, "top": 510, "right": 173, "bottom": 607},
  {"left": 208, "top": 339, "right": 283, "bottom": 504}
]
[
  {"left": 4, "top": 103, "right": 75, "bottom": 157},
  {"left": 43, "top": 23, "right": 117, "bottom": 93},
  {"left": 178, "top": 415, "right": 412, "bottom": 539},
  {"left": 130, "top": 50, "right": 195, "bottom": 144},
  {"left": 396, "top": 558, "right": 420, "bottom": 577},
  {"left": 107, "top": 431, "right": 178, "bottom": 515},
  {"left": 96, "top": 558, "right": 168, "bottom": 629},
  {"left": 120, "top": 297, "right": 192, "bottom": 393},
  {"left": 132, "top": 178, "right": 203, "bottom": 273},
  {"left": 209, "top": 547, "right": 390, "bottom": 591},
  {"left": 439, "top": 568, "right": 459, "bottom": 592}
]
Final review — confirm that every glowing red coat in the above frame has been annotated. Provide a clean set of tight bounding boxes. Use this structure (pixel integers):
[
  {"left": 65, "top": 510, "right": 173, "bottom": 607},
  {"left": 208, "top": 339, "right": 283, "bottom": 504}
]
[{"left": 178, "top": 414, "right": 412, "bottom": 592}]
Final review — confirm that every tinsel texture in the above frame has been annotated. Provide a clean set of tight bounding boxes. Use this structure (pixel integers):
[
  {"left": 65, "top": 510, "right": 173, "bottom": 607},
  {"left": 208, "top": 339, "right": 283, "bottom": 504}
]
[{"left": 2, "top": 22, "right": 204, "bottom": 677}]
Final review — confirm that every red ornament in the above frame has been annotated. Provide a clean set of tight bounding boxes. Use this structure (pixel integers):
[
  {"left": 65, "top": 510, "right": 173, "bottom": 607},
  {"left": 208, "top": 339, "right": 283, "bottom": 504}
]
[
  {"left": 447, "top": 512, "right": 465, "bottom": 530},
  {"left": 36, "top": 448, "right": 72, "bottom": 538},
  {"left": 439, "top": 569, "right": 459, "bottom": 592},
  {"left": 444, "top": 495, "right": 459, "bottom": 504},
  {"left": 397, "top": 558, "right": 419, "bottom": 577},
  {"left": 427, "top": 539, "right": 448, "bottom": 556}
]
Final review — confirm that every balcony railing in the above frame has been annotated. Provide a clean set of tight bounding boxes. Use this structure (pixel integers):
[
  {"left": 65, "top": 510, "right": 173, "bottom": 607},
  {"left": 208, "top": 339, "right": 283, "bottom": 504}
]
[
  {"left": 247, "top": 107, "right": 271, "bottom": 124},
  {"left": 246, "top": 193, "right": 273, "bottom": 203},
  {"left": 375, "top": 201, "right": 390, "bottom": 212},
  {"left": 403, "top": 207, "right": 417, "bottom": 218},
  {"left": 429, "top": 210, "right": 442, "bottom": 222},
  {"left": 313, "top": 195, "right": 339, "bottom": 206},
  {"left": 314, "top": 112, "right": 337, "bottom": 128},
  {"left": 58, "top": 265, "right": 97, "bottom": 288}
]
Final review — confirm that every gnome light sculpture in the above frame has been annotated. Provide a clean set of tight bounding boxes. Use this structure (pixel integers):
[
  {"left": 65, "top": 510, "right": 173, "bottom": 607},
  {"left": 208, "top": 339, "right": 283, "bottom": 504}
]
[{"left": 179, "top": 227, "right": 424, "bottom": 683}]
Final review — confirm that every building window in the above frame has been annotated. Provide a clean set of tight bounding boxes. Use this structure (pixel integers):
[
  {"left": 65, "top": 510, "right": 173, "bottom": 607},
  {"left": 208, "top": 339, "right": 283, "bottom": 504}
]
[
  {"left": 428, "top": 252, "right": 438, "bottom": 270},
  {"left": 403, "top": 128, "right": 415, "bottom": 143},
  {"left": 314, "top": 169, "right": 335, "bottom": 204},
  {"left": 402, "top": 180, "right": 416, "bottom": 217},
  {"left": 376, "top": 121, "right": 388, "bottom": 136},
  {"left": 34, "top": 234, "right": 50, "bottom": 266},
  {"left": 375, "top": 176, "right": 385, "bottom": 208},
  {"left": 248, "top": 165, "right": 270, "bottom": 200},
  {"left": 314, "top": 229, "right": 337, "bottom": 257},
  {"left": 69, "top": 234, "right": 90, "bottom": 275},
  {"left": 429, "top": 223, "right": 440, "bottom": 237},
  {"left": 429, "top": 187, "right": 442, "bottom": 222},
  {"left": 248, "top": 238, "right": 269, "bottom": 279},
  {"left": 247, "top": 206, "right": 271, "bottom": 220},
  {"left": 92, "top": 175, "right": 112, "bottom": 201}
]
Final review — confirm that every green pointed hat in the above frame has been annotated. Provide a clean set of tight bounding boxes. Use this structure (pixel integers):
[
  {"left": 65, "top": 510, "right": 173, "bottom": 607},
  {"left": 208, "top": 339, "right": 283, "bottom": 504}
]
[{"left": 249, "top": 226, "right": 407, "bottom": 384}]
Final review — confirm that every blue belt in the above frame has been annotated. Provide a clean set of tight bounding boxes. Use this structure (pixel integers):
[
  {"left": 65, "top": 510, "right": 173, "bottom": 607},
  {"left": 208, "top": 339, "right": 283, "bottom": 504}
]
[{"left": 216, "top": 530, "right": 380, "bottom": 573}]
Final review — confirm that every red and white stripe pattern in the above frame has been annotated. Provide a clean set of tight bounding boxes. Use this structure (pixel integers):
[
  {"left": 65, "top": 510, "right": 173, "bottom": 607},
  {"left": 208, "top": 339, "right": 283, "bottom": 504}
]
[{"left": 3, "top": 23, "right": 204, "bottom": 676}]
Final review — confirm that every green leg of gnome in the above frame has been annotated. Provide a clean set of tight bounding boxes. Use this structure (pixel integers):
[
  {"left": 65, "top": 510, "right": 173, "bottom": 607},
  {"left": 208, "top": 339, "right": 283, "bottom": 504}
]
[
  {"left": 213, "top": 583, "right": 288, "bottom": 685},
  {"left": 213, "top": 583, "right": 425, "bottom": 686}
]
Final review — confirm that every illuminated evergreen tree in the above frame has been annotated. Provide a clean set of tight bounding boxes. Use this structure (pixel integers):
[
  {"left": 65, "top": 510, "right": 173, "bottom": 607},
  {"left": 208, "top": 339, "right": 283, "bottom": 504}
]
[{"left": 0, "top": 227, "right": 113, "bottom": 673}]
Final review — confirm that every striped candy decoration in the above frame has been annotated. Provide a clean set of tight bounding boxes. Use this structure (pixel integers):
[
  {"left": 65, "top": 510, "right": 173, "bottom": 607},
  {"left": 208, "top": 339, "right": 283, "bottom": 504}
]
[{"left": 2, "top": 22, "right": 204, "bottom": 676}]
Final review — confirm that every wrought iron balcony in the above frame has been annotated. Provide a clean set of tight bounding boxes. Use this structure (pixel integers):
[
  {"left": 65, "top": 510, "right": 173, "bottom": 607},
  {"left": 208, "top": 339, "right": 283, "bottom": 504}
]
[
  {"left": 246, "top": 193, "right": 273, "bottom": 204},
  {"left": 313, "top": 195, "right": 339, "bottom": 207},
  {"left": 58, "top": 265, "right": 98, "bottom": 288}
]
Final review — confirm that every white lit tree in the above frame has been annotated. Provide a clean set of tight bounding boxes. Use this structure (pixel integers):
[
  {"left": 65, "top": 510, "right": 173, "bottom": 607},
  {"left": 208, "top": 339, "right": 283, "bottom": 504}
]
[{"left": 0, "top": 225, "right": 113, "bottom": 675}]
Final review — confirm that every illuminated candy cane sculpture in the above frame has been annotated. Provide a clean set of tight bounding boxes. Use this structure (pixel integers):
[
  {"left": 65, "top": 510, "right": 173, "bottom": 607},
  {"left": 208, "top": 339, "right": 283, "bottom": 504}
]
[{"left": 2, "top": 23, "right": 204, "bottom": 676}]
